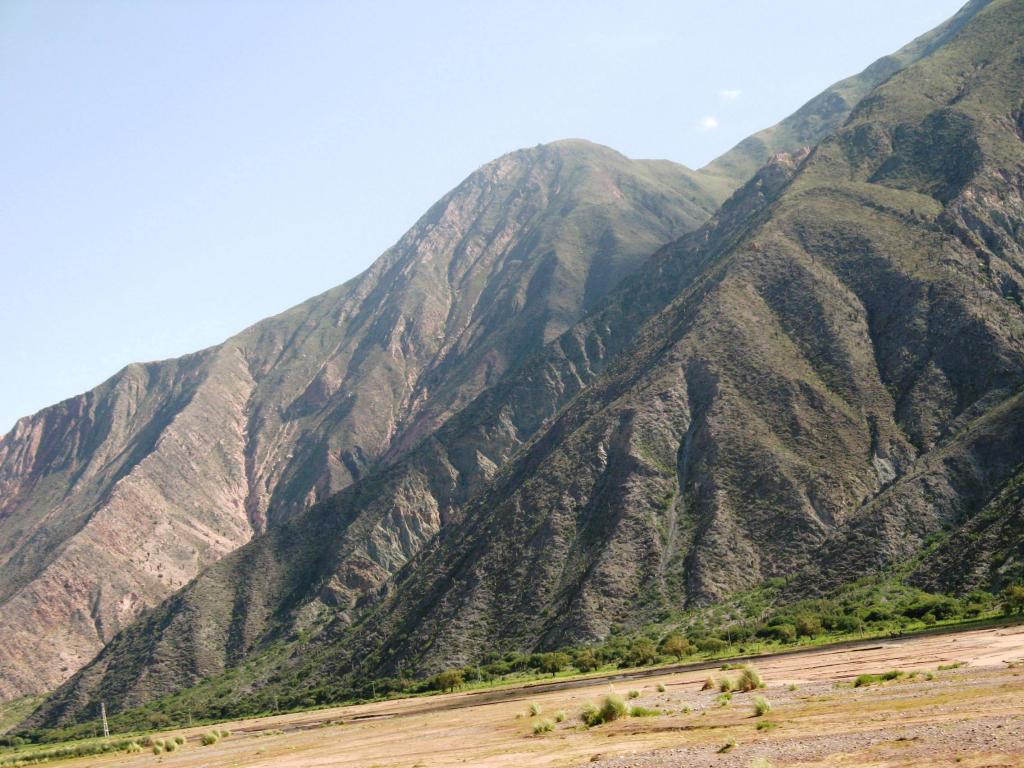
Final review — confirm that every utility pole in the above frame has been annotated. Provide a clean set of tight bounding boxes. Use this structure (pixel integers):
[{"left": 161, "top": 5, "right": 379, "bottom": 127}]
[{"left": 100, "top": 702, "right": 110, "bottom": 739}]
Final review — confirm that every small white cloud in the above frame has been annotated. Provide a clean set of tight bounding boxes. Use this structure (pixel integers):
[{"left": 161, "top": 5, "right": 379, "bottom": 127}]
[
  {"left": 718, "top": 89, "right": 742, "bottom": 102},
  {"left": 697, "top": 115, "right": 719, "bottom": 131}
]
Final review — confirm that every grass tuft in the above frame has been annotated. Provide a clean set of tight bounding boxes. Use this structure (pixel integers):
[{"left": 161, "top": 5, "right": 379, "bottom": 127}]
[{"left": 753, "top": 695, "right": 771, "bottom": 716}]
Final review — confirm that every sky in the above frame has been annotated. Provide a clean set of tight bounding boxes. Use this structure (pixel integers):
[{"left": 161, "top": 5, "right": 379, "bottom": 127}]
[{"left": 0, "top": 0, "right": 967, "bottom": 433}]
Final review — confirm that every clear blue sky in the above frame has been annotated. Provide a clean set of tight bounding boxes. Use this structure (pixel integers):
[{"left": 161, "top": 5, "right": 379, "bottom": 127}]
[{"left": 0, "top": 0, "right": 966, "bottom": 433}]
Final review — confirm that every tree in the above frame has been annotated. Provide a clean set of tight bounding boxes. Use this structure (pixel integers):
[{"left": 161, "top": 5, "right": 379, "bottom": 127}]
[
  {"left": 1000, "top": 584, "right": 1024, "bottom": 615},
  {"left": 574, "top": 649, "right": 601, "bottom": 673},
  {"left": 432, "top": 669, "right": 465, "bottom": 692},
  {"left": 626, "top": 638, "right": 658, "bottom": 667},
  {"left": 537, "top": 652, "right": 571, "bottom": 676},
  {"left": 659, "top": 634, "right": 692, "bottom": 660}
]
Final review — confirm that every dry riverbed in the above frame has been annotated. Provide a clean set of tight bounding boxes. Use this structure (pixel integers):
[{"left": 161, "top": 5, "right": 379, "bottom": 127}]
[{"left": 16, "top": 624, "right": 1024, "bottom": 768}]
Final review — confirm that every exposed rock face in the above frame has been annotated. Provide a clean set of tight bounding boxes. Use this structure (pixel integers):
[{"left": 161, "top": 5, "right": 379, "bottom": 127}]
[
  {"left": 28, "top": 0, "right": 1024, "bottom": 727},
  {"left": 0, "top": 140, "right": 719, "bottom": 699}
]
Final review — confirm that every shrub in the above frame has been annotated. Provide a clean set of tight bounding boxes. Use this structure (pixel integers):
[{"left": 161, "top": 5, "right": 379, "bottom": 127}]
[
  {"left": 627, "top": 689, "right": 640, "bottom": 699},
  {"left": 125, "top": 742, "right": 142, "bottom": 753},
  {"left": 718, "top": 737, "right": 737, "bottom": 753},
  {"left": 153, "top": 744, "right": 163, "bottom": 755},
  {"left": 529, "top": 702, "right": 542, "bottom": 716},
  {"left": 787, "top": 683, "right": 797, "bottom": 691},
  {"left": 719, "top": 677, "right": 734, "bottom": 693},
  {"left": 173, "top": 735, "right": 185, "bottom": 745},
  {"left": 752, "top": 696, "right": 771, "bottom": 716},
  {"left": 795, "top": 615, "right": 823, "bottom": 638},
  {"left": 762, "top": 623, "right": 797, "bottom": 643},
  {"left": 701, "top": 676, "right": 716, "bottom": 691},
  {"left": 696, "top": 637, "right": 728, "bottom": 654},
  {"left": 716, "top": 693, "right": 732, "bottom": 707},
  {"left": 598, "top": 694, "right": 628, "bottom": 723},
  {"left": 581, "top": 702, "right": 602, "bottom": 727},
  {"left": 532, "top": 719, "right": 553, "bottom": 735},
  {"left": 164, "top": 740, "right": 177, "bottom": 753},
  {"left": 736, "top": 666, "right": 763, "bottom": 692},
  {"left": 853, "top": 670, "right": 904, "bottom": 687},
  {"left": 656, "top": 683, "right": 666, "bottom": 693},
  {"left": 628, "top": 705, "right": 660, "bottom": 717},
  {"left": 219, "top": 729, "right": 231, "bottom": 738},
  {"left": 201, "top": 732, "right": 220, "bottom": 746},
  {"left": 756, "top": 721, "right": 778, "bottom": 731},
  {"left": 938, "top": 662, "right": 964, "bottom": 671},
  {"left": 553, "top": 710, "right": 566, "bottom": 723}
]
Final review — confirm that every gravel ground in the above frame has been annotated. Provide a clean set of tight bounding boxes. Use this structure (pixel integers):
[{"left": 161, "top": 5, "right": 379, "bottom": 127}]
[{"left": 586, "top": 668, "right": 1024, "bottom": 767}]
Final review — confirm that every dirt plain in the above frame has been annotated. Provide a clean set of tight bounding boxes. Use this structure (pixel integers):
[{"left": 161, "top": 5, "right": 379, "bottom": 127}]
[{"left": 16, "top": 623, "right": 1024, "bottom": 768}]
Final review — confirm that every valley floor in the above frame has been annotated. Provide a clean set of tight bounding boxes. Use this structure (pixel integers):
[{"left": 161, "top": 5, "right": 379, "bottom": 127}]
[{"left": 17, "top": 624, "right": 1024, "bottom": 768}]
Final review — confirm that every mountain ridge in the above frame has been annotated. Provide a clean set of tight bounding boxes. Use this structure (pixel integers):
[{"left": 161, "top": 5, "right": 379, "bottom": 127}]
[
  {"left": 25, "top": 0, "right": 1024, "bottom": 727},
  {"left": 0, "top": 139, "right": 717, "bottom": 700}
]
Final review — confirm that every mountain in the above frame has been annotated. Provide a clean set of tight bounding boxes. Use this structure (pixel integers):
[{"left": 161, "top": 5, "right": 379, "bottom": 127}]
[
  {"left": 1, "top": 2, "right": 997, "bottom": 706},
  {"left": 697, "top": 0, "right": 993, "bottom": 190},
  {"left": 0, "top": 140, "right": 721, "bottom": 700},
  {"left": 27, "top": 0, "right": 1024, "bottom": 727}
]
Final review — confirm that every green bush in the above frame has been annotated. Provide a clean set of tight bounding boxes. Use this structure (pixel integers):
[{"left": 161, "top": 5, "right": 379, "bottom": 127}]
[
  {"left": 553, "top": 710, "right": 566, "bottom": 723},
  {"left": 598, "top": 694, "right": 628, "bottom": 723},
  {"left": 628, "top": 705, "right": 660, "bottom": 717},
  {"left": 656, "top": 683, "right": 666, "bottom": 693},
  {"left": 736, "top": 666, "right": 763, "bottom": 692},
  {"left": 719, "top": 677, "right": 734, "bottom": 693},
  {"left": 200, "top": 732, "right": 220, "bottom": 746},
  {"left": 756, "top": 721, "right": 778, "bottom": 731},
  {"left": 759, "top": 623, "right": 797, "bottom": 643},
  {"left": 627, "top": 689, "right": 640, "bottom": 699},
  {"left": 529, "top": 702, "right": 541, "bottom": 716},
  {"left": 532, "top": 718, "right": 553, "bottom": 734},
  {"left": 853, "top": 670, "right": 904, "bottom": 687},
  {"left": 581, "top": 702, "right": 602, "bottom": 727},
  {"left": 718, "top": 737, "right": 737, "bottom": 753},
  {"left": 752, "top": 696, "right": 771, "bottom": 716},
  {"left": 795, "top": 615, "right": 823, "bottom": 637},
  {"left": 695, "top": 637, "right": 728, "bottom": 654}
]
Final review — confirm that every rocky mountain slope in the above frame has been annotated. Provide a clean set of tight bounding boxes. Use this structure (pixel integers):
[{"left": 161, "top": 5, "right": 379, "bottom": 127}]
[
  {"left": 26, "top": 0, "right": 1024, "bottom": 727},
  {"left": 0, "top": 1, "right": 993, "bottom": 707},
  {"left": 0, "top": 141, "right": 720, "bottom": 700}
]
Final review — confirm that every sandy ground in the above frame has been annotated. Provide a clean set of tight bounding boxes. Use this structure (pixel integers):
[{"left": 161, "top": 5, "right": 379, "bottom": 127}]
[{"left": 18, "top": 623, "right": 1024, "bottom": 768}]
